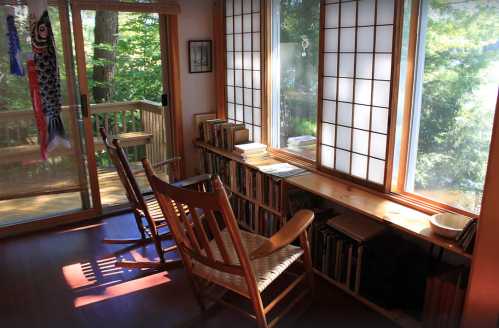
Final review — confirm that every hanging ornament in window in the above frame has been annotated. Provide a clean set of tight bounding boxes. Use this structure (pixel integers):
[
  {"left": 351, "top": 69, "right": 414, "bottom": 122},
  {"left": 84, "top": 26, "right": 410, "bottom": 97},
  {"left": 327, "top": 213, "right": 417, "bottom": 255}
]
[
  {"left": 26, "top": 0, "right": 70, "bottom": 160},
  {"left": 301, "top": 35, "right": 310, "bottom": 57}
]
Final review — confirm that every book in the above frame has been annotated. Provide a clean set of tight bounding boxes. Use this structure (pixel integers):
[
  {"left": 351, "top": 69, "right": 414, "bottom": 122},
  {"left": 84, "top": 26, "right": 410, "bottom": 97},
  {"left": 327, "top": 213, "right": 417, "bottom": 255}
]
[
  {"left": 327, "top": 213, "right": 386, "bottom": 243},
  {"left": 257, "top": 163, "right": 308, "bottom": 178},
  {"left": 287, "top": 135, "right": 316, "bottom": 147},
  {"left": 234, "top": 142, "right": 267, "bottom": 154}
]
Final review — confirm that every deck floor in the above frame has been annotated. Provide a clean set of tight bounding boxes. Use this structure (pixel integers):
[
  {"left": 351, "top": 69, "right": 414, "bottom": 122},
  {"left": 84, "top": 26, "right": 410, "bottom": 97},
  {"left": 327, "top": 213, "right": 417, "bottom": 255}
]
[
  {"left": 0, "top": 167, "right": 167, "bottom": 227},
  {"left": 0, "top": 213, "right": 397, "bottom": 328}
]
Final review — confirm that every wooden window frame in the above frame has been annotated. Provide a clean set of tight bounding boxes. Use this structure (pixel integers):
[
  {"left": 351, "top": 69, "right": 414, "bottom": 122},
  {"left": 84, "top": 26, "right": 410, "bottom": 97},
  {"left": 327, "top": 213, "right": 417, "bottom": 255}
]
[
  {"left": 391, "top": 0, "right": 481, "bottom": 218},
  {"left": 314, "top": 0, "right": 405, "bottom": 193},
  {"left": 216, "top": 0, "right": 482, "bottom": 218}
]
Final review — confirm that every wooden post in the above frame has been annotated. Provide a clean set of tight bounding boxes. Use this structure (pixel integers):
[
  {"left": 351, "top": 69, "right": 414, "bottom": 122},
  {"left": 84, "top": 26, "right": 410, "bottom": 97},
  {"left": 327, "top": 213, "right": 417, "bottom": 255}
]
[{"left": 461, "top": 91, "right": 499, "bottom": 328}]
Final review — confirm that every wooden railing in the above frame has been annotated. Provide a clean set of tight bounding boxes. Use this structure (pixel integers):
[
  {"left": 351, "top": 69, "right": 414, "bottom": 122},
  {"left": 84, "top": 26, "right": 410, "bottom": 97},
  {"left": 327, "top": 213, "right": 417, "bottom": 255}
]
[{"left": 0, "top": 100, "right": 168, "bottom": 200}]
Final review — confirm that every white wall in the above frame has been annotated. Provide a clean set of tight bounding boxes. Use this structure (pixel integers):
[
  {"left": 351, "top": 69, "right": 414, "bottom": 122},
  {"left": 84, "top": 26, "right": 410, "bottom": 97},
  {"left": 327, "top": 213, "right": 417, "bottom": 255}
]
[{"left": 177, "top": 0, "right": 216, "bottom": 176}]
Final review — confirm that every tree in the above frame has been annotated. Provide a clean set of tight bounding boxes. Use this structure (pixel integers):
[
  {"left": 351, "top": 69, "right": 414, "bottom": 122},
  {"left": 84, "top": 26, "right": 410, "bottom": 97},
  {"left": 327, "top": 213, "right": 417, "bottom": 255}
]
[
  {"left": 414, "top": 0, "right": 499, "bottom": 211},
  {"left": 92, "top": 11, "right": 118, "bottom": 103}
]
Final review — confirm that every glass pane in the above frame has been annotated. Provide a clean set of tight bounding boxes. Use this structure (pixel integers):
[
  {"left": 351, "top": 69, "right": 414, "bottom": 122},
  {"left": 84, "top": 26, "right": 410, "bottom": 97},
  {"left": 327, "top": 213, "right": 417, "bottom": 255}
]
[
  {"left": 0, "top": 5, "right": 89, "bottom": 225},
  {"left": 324, "top": 53, "right": 338, "bottom": 76},
  {"left": 358, "top": 0, "right": 375, "bottom": 26},
  {"left": 353, "top": 129, "right": 369, "bottom": 155},
  {"left": 322, "top": 123, "right": 335, "bottom": 147},
  {"left": 352, "top": 153, "right": 368, "bottom": 179},
  {"left": 324, "top": 29, "right": 338, "bottom": 52},
  {"left": 270, "top": 0, "right": 320, "bottom": 160},
  {"left": 356, "top": 53, "right": 373, "bottom": 79},
  {"left": 323, "top": 100, "right": 336, "bottom": 123},
  {"left": 325, "top": 4, "right": 339, "bottom": 28},
  {"left": 368, "top": 157, "right": 385, "bottom": 184},
  {"left": 403, "top": 0, "right": 499, "bottom": 213},
  {"left": 336, "top": 148, "right": 351, "bottom": 173},
  {"left": 340, "top": 2, "right": 357, "bottom": 28},
  {"left": 321, "top": 145, "right": 335, "bottom": 169},
  {"left": 339, "top": 53, "right": 355, "bottom": 77},
  {"left": 377, "top": 0, "right": 394, "bottom": 25}
]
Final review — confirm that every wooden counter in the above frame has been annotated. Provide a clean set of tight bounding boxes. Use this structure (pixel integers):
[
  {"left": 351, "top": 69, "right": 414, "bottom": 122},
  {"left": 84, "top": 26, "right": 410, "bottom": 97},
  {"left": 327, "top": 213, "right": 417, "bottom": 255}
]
[
  {"left": 286, "top": 172, "right": 471, "bottom": 259},
  {"left": 195, "top": 140, "right": 471, "bottom": 259}
]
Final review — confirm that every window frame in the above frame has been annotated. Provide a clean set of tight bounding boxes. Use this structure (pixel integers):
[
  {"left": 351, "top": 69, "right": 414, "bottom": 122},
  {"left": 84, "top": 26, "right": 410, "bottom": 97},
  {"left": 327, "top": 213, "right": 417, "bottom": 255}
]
[
  {"left": 315, "top": 0, "right": 404, "bottom": 192},
  {"left": 392, "top": 0, "right": 483, "bottom": 218},
  {"left": 217, "top": 0, "right": 483, "bottom": 217}
]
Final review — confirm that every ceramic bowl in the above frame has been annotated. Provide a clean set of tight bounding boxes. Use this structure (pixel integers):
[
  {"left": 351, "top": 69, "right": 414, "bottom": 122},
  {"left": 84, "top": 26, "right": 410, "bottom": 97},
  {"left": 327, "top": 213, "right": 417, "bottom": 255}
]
[{"left": 429, "top": 213, "right": 471, "bottom": 239}]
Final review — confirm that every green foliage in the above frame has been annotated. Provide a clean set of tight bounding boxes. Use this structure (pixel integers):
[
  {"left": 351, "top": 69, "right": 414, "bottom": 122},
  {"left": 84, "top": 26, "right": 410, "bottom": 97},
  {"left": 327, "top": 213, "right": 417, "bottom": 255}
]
[
  {"left": 278, "top": 0, "right": 320, "bottom": 145},
  {"left": 414, "top": 0, "right": 499, "bottom": 208}
]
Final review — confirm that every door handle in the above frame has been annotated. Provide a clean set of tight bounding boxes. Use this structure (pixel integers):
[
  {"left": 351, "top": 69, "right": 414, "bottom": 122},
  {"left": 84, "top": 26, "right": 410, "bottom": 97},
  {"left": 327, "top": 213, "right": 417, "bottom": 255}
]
[
  {"left": 81, "top": 94, "right": 89, "bottom": 118},
  {"left": 161, "top": 93, "right": 168, "bottom": 107}
]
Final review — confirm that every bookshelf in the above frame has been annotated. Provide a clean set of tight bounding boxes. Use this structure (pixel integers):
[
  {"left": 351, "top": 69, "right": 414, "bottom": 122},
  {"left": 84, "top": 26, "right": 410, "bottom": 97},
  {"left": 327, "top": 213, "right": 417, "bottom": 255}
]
[
  {"left": 195, "top": 140, "right": 470, "bottom": 328},
  {"left": 197, "top": 141, "right": 287, "bottom": 237}
]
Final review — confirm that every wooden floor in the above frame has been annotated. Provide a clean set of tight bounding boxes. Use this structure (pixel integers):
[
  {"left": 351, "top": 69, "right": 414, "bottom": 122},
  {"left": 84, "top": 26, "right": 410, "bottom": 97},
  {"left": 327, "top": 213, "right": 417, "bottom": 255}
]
[
  {"left": 0, "top": 167, "right": 168, "bottom": 227},
  {"left": 0, "top": 213, "right": 397, "bottom": 328}
]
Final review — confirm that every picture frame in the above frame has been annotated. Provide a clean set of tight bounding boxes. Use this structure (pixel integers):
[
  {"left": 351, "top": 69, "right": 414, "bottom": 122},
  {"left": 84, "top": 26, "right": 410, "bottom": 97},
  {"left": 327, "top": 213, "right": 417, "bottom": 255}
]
[{"left": 188, "top": 40, "right": 212, "bottom": 73}]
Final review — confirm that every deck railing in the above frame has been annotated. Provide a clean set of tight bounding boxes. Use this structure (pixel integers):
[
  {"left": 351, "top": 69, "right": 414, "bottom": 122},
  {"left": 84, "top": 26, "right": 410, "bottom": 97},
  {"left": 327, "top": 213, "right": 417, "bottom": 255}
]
[{"left": 0, "top": 100, "right": 168, "bottom": 201}]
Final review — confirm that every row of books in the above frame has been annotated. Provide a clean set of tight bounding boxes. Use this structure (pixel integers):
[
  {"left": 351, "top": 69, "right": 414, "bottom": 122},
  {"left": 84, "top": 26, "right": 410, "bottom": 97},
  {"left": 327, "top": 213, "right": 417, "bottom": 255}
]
[
  {"left": 261, "top": 174, "right": 281, "bottom": 212},
  {"left": 260, "top": 209, "right": 281, "bottom": 238},
  {"left": 230, "top": 194, "right": 256, "bottom": 232},
  {"left": 455, "top": 218, "right": 477, "bottom": 253},
  {"left": 311, "top": 213, "right": 387, "bottom": 294},
  {"left": 422, "top": 265, "right": 466, "bottom": 328},
  {"left": 201, "top": 150, "right": 231, "bottom": 188},
  {"left": 234, "top": 163, "right": 258, "bottom": 200},
  {"left": 200, "top": 119, "right": 249, "bottom": 150},
  {"left": 311, "top": 218, "right": 363, "bottom": 293}
]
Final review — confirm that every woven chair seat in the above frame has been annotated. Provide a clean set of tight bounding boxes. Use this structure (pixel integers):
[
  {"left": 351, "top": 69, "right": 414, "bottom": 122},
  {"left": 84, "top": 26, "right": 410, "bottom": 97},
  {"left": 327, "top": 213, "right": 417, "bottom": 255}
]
[
  {"left": 192, "top": 229, "right": 303, "bottom": 297},
  {"left": 142, "top": 195, "right": 193, "bottom": 224}
]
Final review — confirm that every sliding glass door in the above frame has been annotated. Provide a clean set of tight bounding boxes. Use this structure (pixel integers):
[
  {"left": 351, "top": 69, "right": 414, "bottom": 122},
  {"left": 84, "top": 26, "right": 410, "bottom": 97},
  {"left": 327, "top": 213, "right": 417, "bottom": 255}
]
[
  {"left": 0, "top": 1, "right": 177, "bottom": 232},
  {"left": 0, "top": 1, "right": 94, "bottom": 227},
  {"left": 71, "top": 3, "right": 174, "bottom": 210}
]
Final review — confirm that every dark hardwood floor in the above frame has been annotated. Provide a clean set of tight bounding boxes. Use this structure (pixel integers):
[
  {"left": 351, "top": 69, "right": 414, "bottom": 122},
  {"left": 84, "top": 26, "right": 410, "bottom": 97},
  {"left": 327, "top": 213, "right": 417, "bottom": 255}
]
[{"left": 0, "top": 213, "right": 397, "bottom": 328}]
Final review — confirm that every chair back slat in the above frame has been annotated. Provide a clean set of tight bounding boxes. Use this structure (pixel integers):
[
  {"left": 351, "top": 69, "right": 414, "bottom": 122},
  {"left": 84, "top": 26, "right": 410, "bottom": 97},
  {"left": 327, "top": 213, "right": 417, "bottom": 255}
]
[
  {"left": 100, "top": 128, "right": 140, "bottom": 207},
  {"left": 188, "top": 204, "right": 214, "bottom": 261},
  {"left": 178, "top": 202, "right": 202, "bottom": 254},
  {"left": 205, "top": 210, "right": 232, "bottom": 265},
  {"left": 143, "top": 159, "right": 251, "bottom": 277}
]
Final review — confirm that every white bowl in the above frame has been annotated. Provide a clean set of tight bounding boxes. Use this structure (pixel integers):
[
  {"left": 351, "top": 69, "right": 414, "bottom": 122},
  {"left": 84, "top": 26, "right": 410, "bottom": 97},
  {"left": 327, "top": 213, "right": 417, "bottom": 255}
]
[{"left": 429, "top": 213, "right": 471, "bottom": 239}]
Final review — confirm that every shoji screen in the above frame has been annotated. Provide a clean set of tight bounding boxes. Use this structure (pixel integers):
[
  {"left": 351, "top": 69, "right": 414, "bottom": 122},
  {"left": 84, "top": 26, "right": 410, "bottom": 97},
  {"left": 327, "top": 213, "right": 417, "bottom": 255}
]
[
  {"left": 225, "top": 0, "right": 263, "bottom": 142},
  {"left": 319, "top": 0, "right": 396, "bottom": 186}
]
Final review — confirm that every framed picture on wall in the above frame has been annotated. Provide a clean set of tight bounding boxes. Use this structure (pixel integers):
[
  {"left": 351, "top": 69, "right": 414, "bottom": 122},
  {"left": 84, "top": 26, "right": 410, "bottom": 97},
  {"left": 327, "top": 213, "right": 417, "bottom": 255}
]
[{"left": 188, "top": 40, "right": 212, "bottom": 73}]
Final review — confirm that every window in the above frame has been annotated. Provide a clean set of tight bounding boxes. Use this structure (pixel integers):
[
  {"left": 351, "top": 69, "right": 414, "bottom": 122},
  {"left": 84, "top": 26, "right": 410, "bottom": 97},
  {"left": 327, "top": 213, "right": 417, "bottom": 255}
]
[
  {"left": 270, "top": 0, "right": 320, "bottom": 160},
  {"left": 396, "top": 0, "right": 499, "bottom": 214},
  {"left": 318, "top": 0, "right": 398, "bottom": 186},
  {"left": 225, "top": 0, "right": 263, "bottom": 142}
]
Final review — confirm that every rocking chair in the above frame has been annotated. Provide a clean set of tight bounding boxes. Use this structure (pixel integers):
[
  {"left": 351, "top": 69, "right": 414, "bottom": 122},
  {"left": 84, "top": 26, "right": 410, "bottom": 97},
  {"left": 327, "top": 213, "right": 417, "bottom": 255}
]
[
  {"left": 143, "top": 158, "right": 315, "bottom": 327},
  {"left": 99, "top": 128, "right": 211, "bottom": 270}
]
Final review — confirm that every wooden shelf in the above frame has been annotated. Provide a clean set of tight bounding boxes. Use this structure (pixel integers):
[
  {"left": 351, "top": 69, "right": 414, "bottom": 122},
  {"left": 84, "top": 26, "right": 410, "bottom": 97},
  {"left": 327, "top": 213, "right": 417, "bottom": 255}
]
[
  {"left": 314, "top": 269, "right": 422, "bottom": 328},
  {"left": 287, "top": 173, "right": 472, "bottom": 259},
  {"left": 196, "top": 140, "right": 471, "bottom": 259}
]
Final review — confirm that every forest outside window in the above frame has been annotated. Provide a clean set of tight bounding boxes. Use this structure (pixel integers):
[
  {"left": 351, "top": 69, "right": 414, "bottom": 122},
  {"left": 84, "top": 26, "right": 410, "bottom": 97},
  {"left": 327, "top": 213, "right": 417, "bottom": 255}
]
[
  {"left": 395, "top": 0, "right": 499, "bottom": 214},
  {"left": 270, "top": 0, "right": 320, "bottom": 160}
]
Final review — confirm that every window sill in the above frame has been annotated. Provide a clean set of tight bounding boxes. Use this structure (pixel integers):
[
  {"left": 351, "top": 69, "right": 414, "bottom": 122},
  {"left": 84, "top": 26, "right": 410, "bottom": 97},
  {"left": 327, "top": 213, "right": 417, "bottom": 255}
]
[{"left": 194, "top": 139, "right": 473, "bottom": 258}]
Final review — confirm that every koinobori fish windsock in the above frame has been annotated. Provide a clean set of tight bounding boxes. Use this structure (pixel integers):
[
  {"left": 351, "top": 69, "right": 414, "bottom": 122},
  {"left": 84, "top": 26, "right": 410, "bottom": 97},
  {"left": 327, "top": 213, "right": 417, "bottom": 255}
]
[
  {"left": 5, "top": 6, "right": 25, "bottom": 76},
  {"left": 27, "top": 0, "right": 70, "bottom": 158}
]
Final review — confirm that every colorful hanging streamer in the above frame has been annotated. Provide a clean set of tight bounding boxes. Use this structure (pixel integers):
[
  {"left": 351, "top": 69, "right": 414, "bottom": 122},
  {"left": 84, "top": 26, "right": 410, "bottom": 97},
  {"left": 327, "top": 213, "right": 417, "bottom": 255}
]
[
  {"left": 27, "top": 0, "right": 70, "bottom": 158},
  {"left": 27, "top": 55, "right": 48, "bottom": 160},
  {"left": 6, "top": 9, "right": 25, "bottom": 76}
]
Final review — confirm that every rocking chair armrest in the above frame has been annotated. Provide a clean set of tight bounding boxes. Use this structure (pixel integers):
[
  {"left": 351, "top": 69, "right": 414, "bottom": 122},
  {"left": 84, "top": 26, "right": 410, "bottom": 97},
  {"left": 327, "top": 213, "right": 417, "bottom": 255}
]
[
  {"left": 172, "top": 173, "right": 213, "bottom": 189},
  {"left": 249, "top": 209, "right": 315, "bottom": 260},
  {"left": 152, "top": 157, "right": 182, "bottom": 169}
]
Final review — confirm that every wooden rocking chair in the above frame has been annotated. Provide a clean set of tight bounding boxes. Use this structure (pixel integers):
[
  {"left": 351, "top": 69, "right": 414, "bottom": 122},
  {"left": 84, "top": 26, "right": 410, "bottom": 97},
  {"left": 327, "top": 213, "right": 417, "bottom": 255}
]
[
  {"left": 143, "top": 159, "right": 315, "bottom": 328},
  {"left": 99, "top": 128, "right": 211, "bottom": 270}
]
